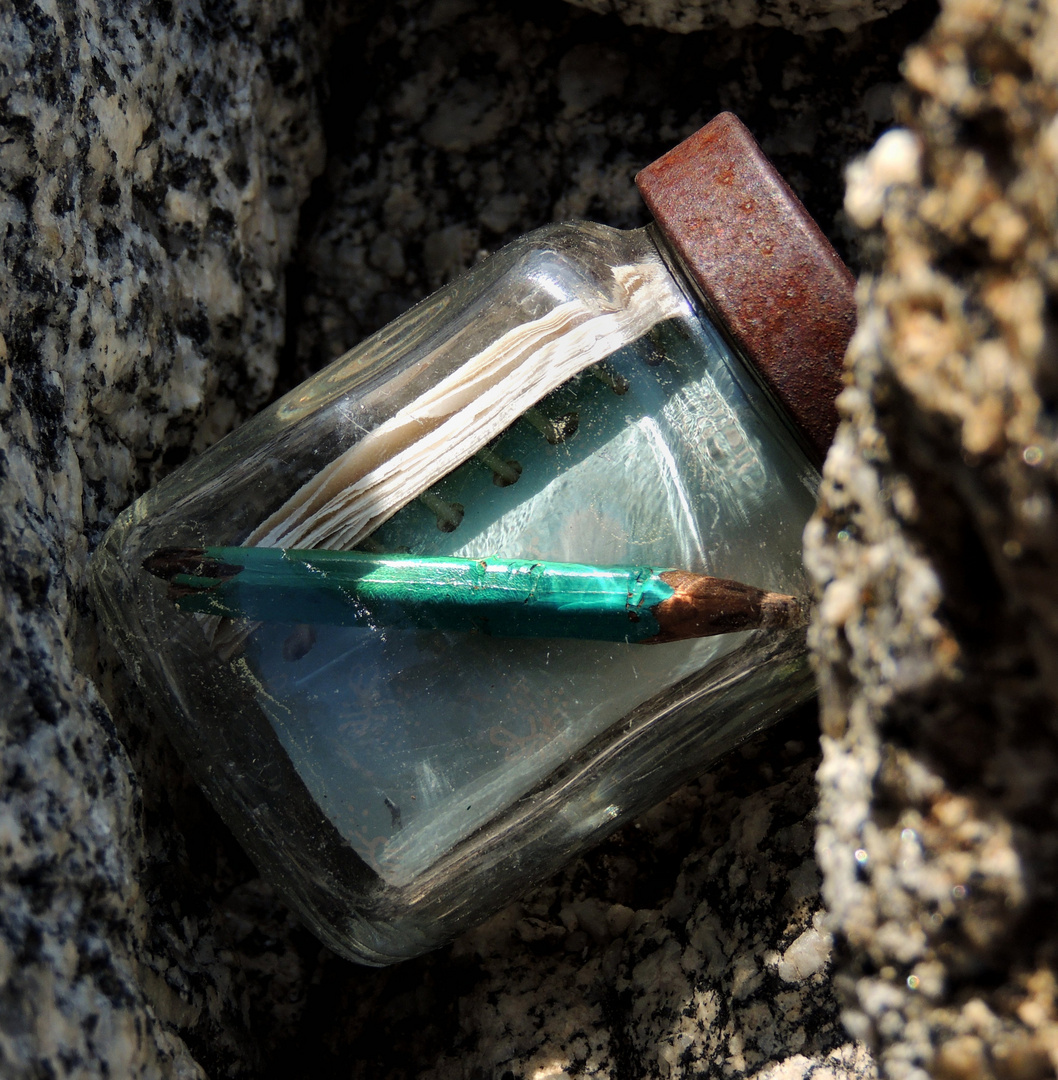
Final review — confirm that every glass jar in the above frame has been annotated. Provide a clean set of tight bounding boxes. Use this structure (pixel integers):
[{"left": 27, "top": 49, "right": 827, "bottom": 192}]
[{"left": 89, "top": 113, "right": 854, "bottom": 964}]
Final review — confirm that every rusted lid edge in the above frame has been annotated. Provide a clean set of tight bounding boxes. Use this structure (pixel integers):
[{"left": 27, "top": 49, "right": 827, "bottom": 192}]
[{"left": 636, "top": 112, "right": 856, "bottom": 461}]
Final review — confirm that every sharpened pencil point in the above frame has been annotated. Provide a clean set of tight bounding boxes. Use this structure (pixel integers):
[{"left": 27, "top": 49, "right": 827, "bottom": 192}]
[{"left": 648, "top": 570, "right": 802, "bottom": 643}]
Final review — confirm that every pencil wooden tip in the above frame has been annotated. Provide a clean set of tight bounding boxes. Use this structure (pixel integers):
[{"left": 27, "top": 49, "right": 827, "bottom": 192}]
[{"left": 647, "top": 570, "right": 802, "bottom": 643}]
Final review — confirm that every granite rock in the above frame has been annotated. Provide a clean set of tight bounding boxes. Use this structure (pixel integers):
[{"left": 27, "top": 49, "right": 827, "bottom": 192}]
[
  {"left": 282, "top": 0, "right": 930, "bottom": 390},
  {"left": 0, "top": 0, "right": 329, "bottom": 1075},
  {"left": 804, "top": 0, "right": 1058, "bottom": 1076},
  {"left": 0, "top": 0, "right": 968, "bottom": 1076},
  {"left": 290, "top": 711, "right": 876, "bottom": 1079}
]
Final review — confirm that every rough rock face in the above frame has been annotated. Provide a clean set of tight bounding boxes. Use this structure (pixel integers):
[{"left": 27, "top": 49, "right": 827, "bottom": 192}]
[
  {"left": 284, "top": 0, "right": 924, "bottom": 388},
  {"left": 560, "top": 0, "right": 910, "bottom": 36},
  {"left": 805, "top": 0, "right": 1058, "bottom": 1076},
  {"left": 0, "top": 1, "right": 328, "bottom": 1075},
  {"left": 12, "top": 0, "right": 1049, "bottom": 1075},
  {"left": 296, "top": 710, "right": 877, "bottom": 1079}
]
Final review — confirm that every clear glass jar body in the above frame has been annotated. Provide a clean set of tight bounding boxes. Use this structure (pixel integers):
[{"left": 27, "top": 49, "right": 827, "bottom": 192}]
[{"left": 90, "top": 221, "right": 819, "bottom": 964}]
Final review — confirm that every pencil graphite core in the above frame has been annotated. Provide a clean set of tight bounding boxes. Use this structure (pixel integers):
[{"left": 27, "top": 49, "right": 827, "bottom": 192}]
[{"left": 143, "top": 547, "right": 800, "bottom": 644}]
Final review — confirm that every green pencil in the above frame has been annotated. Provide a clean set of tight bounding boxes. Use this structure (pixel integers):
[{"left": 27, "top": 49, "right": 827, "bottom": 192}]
[{"left": 144, "top": 547, "right": 801, "bottom": 644}]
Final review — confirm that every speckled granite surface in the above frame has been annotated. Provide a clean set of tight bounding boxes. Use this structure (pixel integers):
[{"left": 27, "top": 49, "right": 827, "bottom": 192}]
[
  {"left": 12, "top": 0, "right": 1052, "bottom": 1075},
  {"left": 1, "top": 0, "right": 329, "bottom": 1074},
  {"left": 805, "top": 0, "right": 1058, "bottom": 1076}
]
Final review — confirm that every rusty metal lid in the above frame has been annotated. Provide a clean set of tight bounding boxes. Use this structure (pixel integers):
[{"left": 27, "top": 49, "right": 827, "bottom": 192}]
[{"left": 636, "top": 112, "right": 856, "bottom": 461}]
